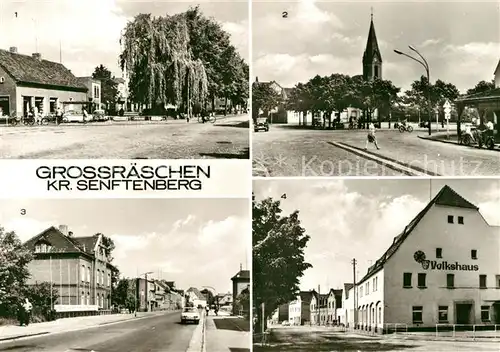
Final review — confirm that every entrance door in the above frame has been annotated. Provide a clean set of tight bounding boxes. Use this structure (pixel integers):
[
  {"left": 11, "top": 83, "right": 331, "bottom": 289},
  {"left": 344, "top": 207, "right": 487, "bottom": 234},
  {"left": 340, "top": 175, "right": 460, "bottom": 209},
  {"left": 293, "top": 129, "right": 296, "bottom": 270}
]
[
  {"left": 493, "top": 303, "right": 500, "bottom": 324},
  {"left": 0, "top": 96, "right": 9, "bottom": 116},
  {"left": 456, "top": 304, "right": 473, "bottom": 324}
]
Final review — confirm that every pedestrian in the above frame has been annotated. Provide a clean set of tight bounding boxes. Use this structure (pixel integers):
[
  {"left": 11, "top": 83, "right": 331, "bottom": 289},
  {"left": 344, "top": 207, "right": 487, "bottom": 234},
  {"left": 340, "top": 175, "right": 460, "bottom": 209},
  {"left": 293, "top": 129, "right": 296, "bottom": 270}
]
[
  {"left": 56, "top": 106, "right": 63, "bottom": 125},
  {"left": 20, "top": 298, "right": 33, "bottom": 326},
  {"left": 365, "top": 122, "right": 380, "bottom": 150},
  {"left": 205, "top": 304, "right": 209, "bottom": 316}
]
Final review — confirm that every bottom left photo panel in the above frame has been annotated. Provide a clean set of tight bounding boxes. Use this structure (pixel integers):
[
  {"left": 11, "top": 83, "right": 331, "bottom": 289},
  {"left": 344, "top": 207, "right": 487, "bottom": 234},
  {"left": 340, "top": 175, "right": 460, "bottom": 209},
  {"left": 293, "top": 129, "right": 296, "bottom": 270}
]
[{"left": 0, "top": 198, "right": 251, "bottom": 352}]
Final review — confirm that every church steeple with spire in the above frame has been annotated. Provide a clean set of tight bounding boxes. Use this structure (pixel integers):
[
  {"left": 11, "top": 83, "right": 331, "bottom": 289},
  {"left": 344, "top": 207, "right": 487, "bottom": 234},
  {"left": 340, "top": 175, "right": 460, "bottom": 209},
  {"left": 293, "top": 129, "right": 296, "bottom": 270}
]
[{"left": 363, "top": 9, "right": 382, "bottom": 81}]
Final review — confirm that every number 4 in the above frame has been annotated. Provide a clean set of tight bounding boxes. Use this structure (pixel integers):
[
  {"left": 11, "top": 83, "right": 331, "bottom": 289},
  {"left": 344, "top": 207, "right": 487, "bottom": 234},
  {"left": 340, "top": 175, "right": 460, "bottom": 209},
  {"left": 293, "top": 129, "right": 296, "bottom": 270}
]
[{"left": 20, "top": 209, "right": 26, "bottom": 215}]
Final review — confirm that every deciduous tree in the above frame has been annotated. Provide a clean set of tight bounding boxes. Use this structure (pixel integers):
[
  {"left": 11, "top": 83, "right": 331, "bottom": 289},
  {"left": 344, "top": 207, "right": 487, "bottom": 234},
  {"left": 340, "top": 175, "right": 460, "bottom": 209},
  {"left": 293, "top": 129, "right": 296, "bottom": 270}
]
[
  {"left": 253, "top": 196, "right": 312, "bottom": 330},
  {"left": 92, "top": 65, "right": 119, "bottom": 108},
  {"left": 252, "top": 83, "right": 283, "bottom": 121}
]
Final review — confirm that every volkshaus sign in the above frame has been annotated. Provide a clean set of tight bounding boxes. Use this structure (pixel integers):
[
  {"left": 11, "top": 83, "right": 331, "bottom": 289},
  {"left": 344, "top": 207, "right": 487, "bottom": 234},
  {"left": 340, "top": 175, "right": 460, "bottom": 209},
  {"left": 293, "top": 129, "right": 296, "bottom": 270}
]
[{"left": 413, "top": 251, "right": 479, "bottom": 271}]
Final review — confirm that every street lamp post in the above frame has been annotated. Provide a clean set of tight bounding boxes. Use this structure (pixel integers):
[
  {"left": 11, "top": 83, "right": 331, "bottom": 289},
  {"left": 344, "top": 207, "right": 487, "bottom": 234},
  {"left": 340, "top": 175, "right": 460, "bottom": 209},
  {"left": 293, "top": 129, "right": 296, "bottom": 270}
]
[{"left": 394, "top": 46, "right": 432, "bottom": 136}]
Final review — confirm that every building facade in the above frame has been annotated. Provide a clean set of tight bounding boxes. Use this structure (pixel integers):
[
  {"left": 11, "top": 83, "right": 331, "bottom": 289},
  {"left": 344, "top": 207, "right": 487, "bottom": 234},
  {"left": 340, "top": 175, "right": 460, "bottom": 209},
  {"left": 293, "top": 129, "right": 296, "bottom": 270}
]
[
  {"left": 310, "top": 292, "right": 329, "bottom": 325},
  {"left": 77, "top": 76, "right": 101, "bottom": 110},
  {"left": 186, "top": 287, "right": 207, "bottom": 308},
  {"left": 0, "top": 47, "right": 88, "bottom": 117},
  {"left": 288, "top": 291, "right": 314, "bottom": 326},
  {"left": 231, "top": 269, "right": 250, "bottom": 314},
  {"left": 343, "top": 185, "right": 500, "bottom": 333},
  {"left": 24, "top": 225, "right": 116, "bottom": 312}
]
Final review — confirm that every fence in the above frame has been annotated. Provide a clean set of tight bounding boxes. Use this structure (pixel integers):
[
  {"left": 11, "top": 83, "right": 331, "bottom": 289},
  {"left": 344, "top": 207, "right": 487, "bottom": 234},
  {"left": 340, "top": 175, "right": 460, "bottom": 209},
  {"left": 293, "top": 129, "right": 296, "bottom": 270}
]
[
  {"left": 383, "top": 323, "right": 408, "bottom": 335},
  {"left": 435, "top": 324, "right": 500, "bottom": 340}
]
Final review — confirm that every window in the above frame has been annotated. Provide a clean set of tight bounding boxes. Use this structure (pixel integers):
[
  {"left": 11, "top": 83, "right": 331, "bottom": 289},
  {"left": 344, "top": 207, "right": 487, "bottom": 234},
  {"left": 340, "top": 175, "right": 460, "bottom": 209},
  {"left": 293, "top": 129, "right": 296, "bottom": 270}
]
[
  {"left": 403, "top": 273, "right": 412, "bottom": 288},
  {"left": 481, "top": 306, "right": 490, "bottom": 322},
  {"left": 378, "top": 307, "right": 382, "bottom": 322},
  {"left": 471, "top": 250, "right": 477, "bottom": 259},
  {"left": 447, "top": 274, "right": 455, "bottom": 288},
  {"left": 436, "top": 248, "right": 442, "bottom": 258},
  {"left": 496, "top": 275, "right": 500, "bottom": 289},
  {"left": 87, "top": 267, "right": 91, "bottom": 282},
  {"left": 360, "top": 287, "right": 363, "bottom": 297},
  {"left": 366, "top": 282, "right": 370, "bottom": 295},
  {"left": 34, "top": 242, "right": 52, "bottom": 253},
  {"left": 479, "top": 275, "right": 487, "bottom": 289},
  {"left": 438, "top": 306, "right": 448, "bottom": 322},
  {"left": 97, "top": 270, "right": 100, "bottom": 285},
  {"left": 81, "top": 265, "right": 85, "bottom": 282},
  {"left": 418, "top": 273, "right": 427, "bottom": 288},
  {"left": 374, "top": 65, "right": 379, "bottom": 78},
  {"left": 447, "top": 215, "right": 454, "bottom": 223},
  {"left": 412, "top": 306, "right": 423, "bottom": 324},
  {"left": 458, "top": 216, "right": 464, "bottom": 224},
  {"left": 108, "top": 273, "right": 111, "bottom": 287}
]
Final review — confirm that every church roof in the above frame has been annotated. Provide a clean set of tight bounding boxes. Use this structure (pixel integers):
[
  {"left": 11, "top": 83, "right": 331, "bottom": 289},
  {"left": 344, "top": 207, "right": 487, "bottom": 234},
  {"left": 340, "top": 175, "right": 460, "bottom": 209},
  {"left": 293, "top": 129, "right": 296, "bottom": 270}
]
[
  {"left": 363, "top": 17, "right": 382, "bottom": 64},
  {"left": 357, "top": 185, "right": 478, "bottom": 285}
]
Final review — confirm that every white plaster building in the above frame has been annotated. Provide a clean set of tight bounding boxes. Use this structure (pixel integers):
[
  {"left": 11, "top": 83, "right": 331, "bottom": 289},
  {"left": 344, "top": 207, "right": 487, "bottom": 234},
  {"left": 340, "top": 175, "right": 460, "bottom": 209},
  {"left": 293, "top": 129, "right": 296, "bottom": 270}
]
[{"left": 343, "top": 185, "right": 500, "bottom": 333}]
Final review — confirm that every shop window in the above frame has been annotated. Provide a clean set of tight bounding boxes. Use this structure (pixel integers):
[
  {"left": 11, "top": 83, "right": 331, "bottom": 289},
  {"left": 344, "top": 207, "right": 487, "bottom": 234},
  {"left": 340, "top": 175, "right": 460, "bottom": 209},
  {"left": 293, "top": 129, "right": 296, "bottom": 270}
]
[
  {"left": 471, "top": 249, "right": 477, "bottom": 259},
  {"left": 458, "top": 216, "right": 464, "bottom": 224},
  {"left": 438, "top": 306, "right": 448, "bottom": 322},
  {"left": 447, "top": 274, "right": 454, "bottom": 289},
  {"left": 481, "top": 306, "right": 490, "bottom": 322},
  {"left": 436, "top": 248, "right": 442, "bottom": 258},
  {"left": 447, "top": 215, "right": 454, "bottom": 224},
  {"left": 412, "top": 306, "right": 423, "bottom": 324},
  {"left": 479, "top": 275, "right": 487, "bottom": 289},
  {"left": 403, "top": 273, "right": 412, "bottom": 288},
  {"left": 417, "top": 273, "right": 427, "bottom": 288}
]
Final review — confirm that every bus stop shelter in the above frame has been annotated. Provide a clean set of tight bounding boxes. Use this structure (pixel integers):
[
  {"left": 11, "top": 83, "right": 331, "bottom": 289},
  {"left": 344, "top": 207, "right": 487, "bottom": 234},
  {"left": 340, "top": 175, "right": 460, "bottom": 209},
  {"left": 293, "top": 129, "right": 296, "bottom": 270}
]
[{"left": 454, "top": 88, "right": 500, "bottom": 143}]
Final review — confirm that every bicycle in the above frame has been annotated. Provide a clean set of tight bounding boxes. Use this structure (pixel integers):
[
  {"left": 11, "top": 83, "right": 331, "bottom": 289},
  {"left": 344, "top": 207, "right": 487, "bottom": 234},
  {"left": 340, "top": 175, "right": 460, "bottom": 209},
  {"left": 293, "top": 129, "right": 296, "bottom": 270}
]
[
  {"left": 198, "top": 115, "right": 216, "bottom": 123},
  {"left": 399, "top": 124, "right": 413, "bottom": 133},
  {"left": 21, "top": 116, "right": 36, "bottom": 126}
]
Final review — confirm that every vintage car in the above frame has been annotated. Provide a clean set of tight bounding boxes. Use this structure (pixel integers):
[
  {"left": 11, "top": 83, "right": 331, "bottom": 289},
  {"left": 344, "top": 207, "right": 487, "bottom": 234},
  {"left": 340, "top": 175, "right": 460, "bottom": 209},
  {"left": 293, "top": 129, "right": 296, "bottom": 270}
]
[
  {"left": 180, "top": 307, "right": 200, "bottom": 324},
  {"left": 254, "top": 117, "right": 269, "bottom": 132}
]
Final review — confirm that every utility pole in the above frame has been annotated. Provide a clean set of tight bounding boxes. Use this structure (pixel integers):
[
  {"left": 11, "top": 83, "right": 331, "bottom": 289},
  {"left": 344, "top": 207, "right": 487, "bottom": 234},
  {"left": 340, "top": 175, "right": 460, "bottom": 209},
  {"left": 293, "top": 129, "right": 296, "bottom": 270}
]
[
  {"left": 317, "top": 285, "right": 321, "bottom": 326},
  {"left": 351, "top": 258, "right": 357, "bottom": 328}
]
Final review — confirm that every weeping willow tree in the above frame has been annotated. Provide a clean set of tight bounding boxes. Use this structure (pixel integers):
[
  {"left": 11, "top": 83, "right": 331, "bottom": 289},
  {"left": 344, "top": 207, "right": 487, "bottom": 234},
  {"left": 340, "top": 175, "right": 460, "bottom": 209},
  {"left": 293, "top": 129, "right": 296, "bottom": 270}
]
[{"left": 120, "top": 13, "right": 209, "bottom": 114}]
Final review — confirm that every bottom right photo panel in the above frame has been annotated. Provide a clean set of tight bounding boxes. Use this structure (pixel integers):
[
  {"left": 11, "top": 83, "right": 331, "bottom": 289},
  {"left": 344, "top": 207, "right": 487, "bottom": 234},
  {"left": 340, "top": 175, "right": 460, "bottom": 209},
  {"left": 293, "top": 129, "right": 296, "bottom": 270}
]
[{"left": 253, "top": 178, "right": 500, "bottom": 352}]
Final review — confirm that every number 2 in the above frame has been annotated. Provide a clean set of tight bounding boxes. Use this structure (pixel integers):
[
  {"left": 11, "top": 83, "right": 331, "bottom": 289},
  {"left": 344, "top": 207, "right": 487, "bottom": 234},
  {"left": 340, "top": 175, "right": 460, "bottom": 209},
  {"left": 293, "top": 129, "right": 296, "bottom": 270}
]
[
  {"left": 282, "top": 11, "right": 288, "bottom": 18},
  {"left": 20, "top": 209, "right": 26, "bottom": 215}
]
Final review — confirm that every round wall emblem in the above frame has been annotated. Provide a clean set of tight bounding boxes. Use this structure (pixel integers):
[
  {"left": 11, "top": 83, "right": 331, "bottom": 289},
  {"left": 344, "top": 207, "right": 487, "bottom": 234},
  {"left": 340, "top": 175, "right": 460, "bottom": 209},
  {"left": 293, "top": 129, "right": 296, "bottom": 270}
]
[{"left": 413, "top": 250, "right": 426, "bottom": 263}]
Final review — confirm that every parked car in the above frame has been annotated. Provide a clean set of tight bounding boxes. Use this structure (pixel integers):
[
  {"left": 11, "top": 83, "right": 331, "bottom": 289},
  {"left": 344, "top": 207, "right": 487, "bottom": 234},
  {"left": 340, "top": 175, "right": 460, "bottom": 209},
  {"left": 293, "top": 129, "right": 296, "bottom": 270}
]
[
  {"left": 254, "top": 117, "right": 269, "bottom": 132},
  {"left": 62, "top": 110, "right": 90, "bottom": 123},
  {"left": 181, "top": 307, "right": 200, "bottom": 324},
  {"left": 92, "top": 109, "right": 108, "bottom": 122}
]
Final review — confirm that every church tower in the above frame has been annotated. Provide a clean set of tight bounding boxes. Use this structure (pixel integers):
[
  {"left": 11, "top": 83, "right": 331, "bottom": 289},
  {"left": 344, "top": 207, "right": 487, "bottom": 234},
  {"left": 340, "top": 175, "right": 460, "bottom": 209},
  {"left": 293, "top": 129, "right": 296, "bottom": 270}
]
[{"left": 363, "top": 11, "right": 382, "bottom": 81}]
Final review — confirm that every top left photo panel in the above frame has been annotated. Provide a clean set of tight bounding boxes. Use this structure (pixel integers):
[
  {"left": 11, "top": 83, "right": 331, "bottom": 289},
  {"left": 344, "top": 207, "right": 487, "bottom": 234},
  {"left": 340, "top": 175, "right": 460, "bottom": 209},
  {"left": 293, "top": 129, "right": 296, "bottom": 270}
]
[{"left": 0, "top": 0, "right": 250, "bottom": 159}]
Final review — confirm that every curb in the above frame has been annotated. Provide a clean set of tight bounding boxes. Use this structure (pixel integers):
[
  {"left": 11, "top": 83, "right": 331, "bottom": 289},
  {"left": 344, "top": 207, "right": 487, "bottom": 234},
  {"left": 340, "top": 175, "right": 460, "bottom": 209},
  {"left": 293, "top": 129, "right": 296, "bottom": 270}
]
[
  {"left": 0, "top": 312, "right": 170, "bottom": 344},
  {"left": 186, "top": 312, "right": 206, "bottom": 352},
  {"left": 417, "top": 135, "right": 500, "bottom": 152}
]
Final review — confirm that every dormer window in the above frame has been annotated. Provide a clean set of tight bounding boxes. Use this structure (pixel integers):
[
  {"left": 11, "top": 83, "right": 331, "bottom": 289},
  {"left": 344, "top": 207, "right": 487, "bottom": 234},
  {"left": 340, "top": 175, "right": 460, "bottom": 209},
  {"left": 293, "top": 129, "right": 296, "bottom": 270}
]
[{"left": 34, "top": 241, "right": 52, "bottom": 253}]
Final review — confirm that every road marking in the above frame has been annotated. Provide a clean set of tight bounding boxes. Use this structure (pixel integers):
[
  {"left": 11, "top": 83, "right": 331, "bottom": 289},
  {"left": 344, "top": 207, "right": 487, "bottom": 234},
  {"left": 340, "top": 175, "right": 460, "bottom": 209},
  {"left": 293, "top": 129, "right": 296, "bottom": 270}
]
[{"left": 328, "top": 141, "right": 440, "bottom": 176}]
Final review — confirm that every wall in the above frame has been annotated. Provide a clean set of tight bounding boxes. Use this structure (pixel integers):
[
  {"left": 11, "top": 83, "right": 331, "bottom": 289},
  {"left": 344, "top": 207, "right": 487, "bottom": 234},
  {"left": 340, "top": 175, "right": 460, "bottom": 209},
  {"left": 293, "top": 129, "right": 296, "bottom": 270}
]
[
  {"left": 356, "top": 270, "right": 385, "bottom": 331},
  {"left": 15, "top": 86, "right": 87, "bottom": 117},
  {"left": 0, "top": 66, "right": 17, "bottom": 115},
  {"left": 288, "top": 298, "right": 301, "bottom": 325},
  {"left": 384, "top": 204, "right": 500, "bottom": 327}
]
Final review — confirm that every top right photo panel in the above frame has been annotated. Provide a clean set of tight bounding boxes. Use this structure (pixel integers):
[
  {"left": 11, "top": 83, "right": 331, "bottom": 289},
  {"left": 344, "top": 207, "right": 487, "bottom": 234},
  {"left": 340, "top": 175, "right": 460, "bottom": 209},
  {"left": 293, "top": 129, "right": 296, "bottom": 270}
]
[{"left": 252, "top": 0, "right": 500, "bottom": 177}]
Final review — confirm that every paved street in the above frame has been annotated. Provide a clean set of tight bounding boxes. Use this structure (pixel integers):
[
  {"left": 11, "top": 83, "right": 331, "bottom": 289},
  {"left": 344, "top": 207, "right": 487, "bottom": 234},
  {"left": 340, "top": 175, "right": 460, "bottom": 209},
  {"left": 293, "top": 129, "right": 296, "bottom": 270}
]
[
  {"left": 0, "top": 311, "right": 195, "bottom": 352},
  {"left": 0, "top": 115, "right": 249, "bottom": 159},
  {"left": 253, "top": 125, "right": 500, "bottom": 176},
  {"left": 254, "top": 326, "right": 500, "bottom": 352}
]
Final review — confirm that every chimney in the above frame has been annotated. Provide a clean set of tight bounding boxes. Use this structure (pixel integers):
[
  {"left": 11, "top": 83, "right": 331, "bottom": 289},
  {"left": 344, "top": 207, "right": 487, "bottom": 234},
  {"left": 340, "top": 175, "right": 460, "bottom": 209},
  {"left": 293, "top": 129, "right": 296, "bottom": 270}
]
[
  {"left": 58, "top": 225, "right": 68, "bottom": 236},
  {"left": 9, "top": 47, "right": 18, "bottom": 54},
  {"left": 255, "top": 76, "right": 259, "bottom": 82},
  {"left": 32, "top": 53, "right": 42, "bottom": 61}
]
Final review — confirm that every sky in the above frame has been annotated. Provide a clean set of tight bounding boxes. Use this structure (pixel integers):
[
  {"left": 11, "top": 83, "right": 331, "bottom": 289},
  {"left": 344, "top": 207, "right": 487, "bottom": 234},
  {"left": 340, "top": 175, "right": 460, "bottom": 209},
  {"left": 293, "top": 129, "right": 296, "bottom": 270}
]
[
  {"left": 0, "top": 0, "right": 248, "bottom": 78},
  {"left": 0, "top": 198, "right": 250, "bottom": 294},
  {"left": 253, "top": 0, "right": 500, "bottom": 93},
  {"left": 253, "top": 178, "right": 500, "bottom": 292}
]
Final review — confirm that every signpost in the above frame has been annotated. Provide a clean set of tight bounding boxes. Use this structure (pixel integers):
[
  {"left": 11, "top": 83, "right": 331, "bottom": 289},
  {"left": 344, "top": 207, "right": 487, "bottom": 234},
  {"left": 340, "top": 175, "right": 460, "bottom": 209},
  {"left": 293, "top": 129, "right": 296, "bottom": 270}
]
[{"left": 443, "top": 100, "right": 451, "bottom": 139}]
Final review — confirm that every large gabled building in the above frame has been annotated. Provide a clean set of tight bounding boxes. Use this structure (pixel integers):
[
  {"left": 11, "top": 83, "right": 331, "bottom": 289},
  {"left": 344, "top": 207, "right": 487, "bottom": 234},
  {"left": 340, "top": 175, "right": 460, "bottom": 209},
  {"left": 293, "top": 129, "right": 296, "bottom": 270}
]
[
  {"left": 343, "top": 185, "right": 500, "bottom": 333},
  {"left": 23, "top": 225, "right": 117, "bottom": 311},
  {"left": 0, "top": 47, "right": 88, "bottom": 118}
]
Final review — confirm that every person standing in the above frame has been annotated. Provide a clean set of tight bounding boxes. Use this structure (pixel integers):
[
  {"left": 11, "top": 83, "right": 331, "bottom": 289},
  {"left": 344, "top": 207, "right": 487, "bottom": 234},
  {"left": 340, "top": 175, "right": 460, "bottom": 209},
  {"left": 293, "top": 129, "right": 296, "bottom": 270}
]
[
  {"left": 205, "top": 304, "right": 210, "bottom": 316},
  {"left": 365, "top": 122, "right": 380, "bottom": 150}
]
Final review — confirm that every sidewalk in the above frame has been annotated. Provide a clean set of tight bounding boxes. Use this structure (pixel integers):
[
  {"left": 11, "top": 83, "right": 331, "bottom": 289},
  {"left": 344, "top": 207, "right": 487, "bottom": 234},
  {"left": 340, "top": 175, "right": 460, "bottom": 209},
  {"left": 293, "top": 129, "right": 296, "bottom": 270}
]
[
  {"left": 0, "top": 311, "right": 169, "bottom": 342},
  {"left": 418, "top": 131, "right": 500, "bottom": 151},
  {"left": 205, "top": 315, "right": 250, "bottom": 352}
]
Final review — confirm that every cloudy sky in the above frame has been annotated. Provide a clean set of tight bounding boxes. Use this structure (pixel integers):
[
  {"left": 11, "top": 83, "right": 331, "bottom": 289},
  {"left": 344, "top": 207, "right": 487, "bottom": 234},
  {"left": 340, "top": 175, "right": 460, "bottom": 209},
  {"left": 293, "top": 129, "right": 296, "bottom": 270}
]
[
  {"left": 0, "top": 0, "right": 248, "bottom": 78},
  {"left": 253, "top": 178, "right": 500, "bottom": 292},
  {"left": 0, "top": 198, "right": 250, "bottom": 294},
  {"left": 253, "top": 0, "right": 500, "bottom": 93}
]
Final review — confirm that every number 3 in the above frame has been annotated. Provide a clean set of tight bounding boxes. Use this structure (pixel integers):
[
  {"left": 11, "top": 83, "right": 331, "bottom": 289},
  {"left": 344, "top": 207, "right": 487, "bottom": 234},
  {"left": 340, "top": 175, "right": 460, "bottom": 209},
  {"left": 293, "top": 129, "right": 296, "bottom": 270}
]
[{"left": 20, "top": 209, "right": 26, "bottom": 215}]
